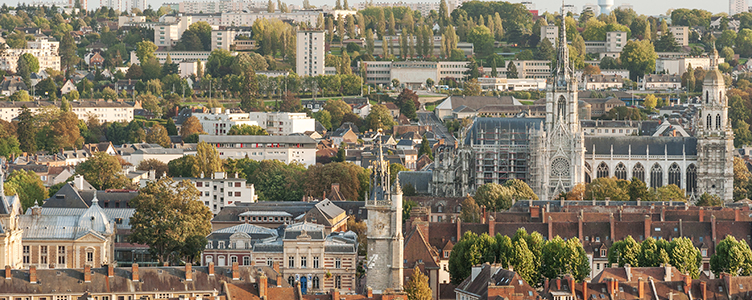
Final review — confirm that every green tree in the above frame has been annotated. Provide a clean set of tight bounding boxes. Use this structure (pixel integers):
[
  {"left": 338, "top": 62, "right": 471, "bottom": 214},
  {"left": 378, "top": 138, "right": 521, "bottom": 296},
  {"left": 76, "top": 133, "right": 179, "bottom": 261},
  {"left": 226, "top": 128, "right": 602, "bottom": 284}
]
[
  {"left": 195, "top": 141, "right": 223, "bottom": 178},
  {"left": 128, "top": 177, "right": 213, "bottom": 264},
  {"left": 536, "top": 38, "right": 555, "bottom": 61},
  {"left": 669, "top": 237, "right": 702, "bottom": 278},
  {"left": 511, "top": 238, "right": 537, "bottom": 284},
  {"left": 16, "top": 106, "right": 37, "bottom": 153},
  {"left": 60, "top": 32, "right": 79, "bottom": 75},
  {"left": 146, "top": 123, "right": 171, "bottom": 147},
  {"left": 540, "top": 236, "right": 591, "bottom": 282},
  {"left": 16, "top": 55, "right": 30, "bottom": 87},
  {"left": 655, "top": 30, "right": 680, "bottom": 52},
  {"left": 314, "top": 110, "right": 332, "bottom": 130},
  {"left": 475, "top": 183, "right": 514, "bottom": 212},
  {"left": 608, "top": 235, "right": 642, "bottom": 267},
  {"left": 168, "top": 155, "right": 200, "bottom": 178},
  {"left": 459, "top": 196, "right": 482, "bottom": 223},
  {"left": 305, "top": 162, "right": 369, "bottom": 200},
  {"left": 165, "top": 118, "right": 178, "bottom": 136},
  {"left": 506, "top": 61, "right": 518, "bottom": 78},
  {"left": 448, "top": 232, "right": 495, "bottom": 284},
  {"left": 20, "top": 53, "right": 39, "bottom": 73},
  {"left": 467, "top": 25, "right": 494, "bottom": 58},
  {"left": 405, "top": 266, "right": 432, "bottom": 300},
  {"left": 418, "top": 136, "right": 433, "bottom": 160},
  {"left": 137, "top": 158, "right": 169, "bottom": 179},
  {"left": 643, "top": 94, "right": 658, "bottom": 110},
  {"left": 710, "top": 235, "right": 752, "bottom": 276},
  {"left": 4, "top": 169, "right": 48, "bottom": 210},
  {"left": 620, "top": 40, "right": 657, "bottom": 80},
  {"left": 75, "top": 152, "right": 129, "bottom": 190},
  {"left": 463, "top": 78, "right": 482, "bottom": 96},
  {"left": 227, "top": 124, "right": 268, "bottom": 135},
  {"left": 639, "top": 237, "right": 671, "bottom": 267},
  {"left": 181, "top": 116, "right": 204, "bottom": 138},
  {"left": 365, "top": 104, "right": 395, "bottom": 131},
  {"left": 734, "top": 157, "right": 752, "bottom": 201},
  {"left": 9, "top": 90, "right": 29, "bottom": 102},
  {"left": 585, "top": 177, "right": 629, "bottom": 200},
  {"left": 135, "top": 41, "right": 158, "bottom": 63},
  {"left": 503, "top": 179, "right": 538, "bottom": 201},
  {"left": 697, "top": 193, "right": 723, "bottom": 206}
]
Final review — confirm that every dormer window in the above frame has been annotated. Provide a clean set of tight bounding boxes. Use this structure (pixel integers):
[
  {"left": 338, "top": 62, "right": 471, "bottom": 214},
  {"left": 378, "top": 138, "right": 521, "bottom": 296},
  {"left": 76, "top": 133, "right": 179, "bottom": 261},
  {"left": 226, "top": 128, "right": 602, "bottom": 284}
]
[
  {"left": 437, "top": 205, "right": 443, "bottom": 213},
  {"left": 218, "top": 241, "right": 225, "bottom": 249}
]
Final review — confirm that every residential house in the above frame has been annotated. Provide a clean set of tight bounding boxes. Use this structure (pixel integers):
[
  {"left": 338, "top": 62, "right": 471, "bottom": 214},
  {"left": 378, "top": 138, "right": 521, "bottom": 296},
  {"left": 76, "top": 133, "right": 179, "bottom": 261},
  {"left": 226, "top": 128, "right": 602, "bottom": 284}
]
[
  {"left": 60, "top": 79, "right": 77, "bottom": 94},
  {"left": 455, "top": 263, "right": 538, "bottom": 300},
  {"left": 202, "top": 223, "right": 279, "bottom": 267},
  {"left": 213, "top": 199, "right": 350, "bottom": 233},
  {"left": 642, "top": 74, "right": 682, "bottom": 90},
  {"left": 582, "top": 74, "right": 624, "bottom": 90},
  {"left": 331, "top": 127, "right": 359, "bottom": 146},
  {"left": 89, "top": 52, "right": 105, "bottom": 67},
  {"left": 0, "top": 76, "right": 27, "bottom": 96},
  {"left": 143, "top": 171, "right": 258, "bottom": 215}
]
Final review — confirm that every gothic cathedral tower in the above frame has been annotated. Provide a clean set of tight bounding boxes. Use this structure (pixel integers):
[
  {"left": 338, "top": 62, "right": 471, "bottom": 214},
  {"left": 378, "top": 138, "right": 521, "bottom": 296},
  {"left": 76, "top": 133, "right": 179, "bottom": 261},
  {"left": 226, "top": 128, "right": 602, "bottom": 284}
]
[
  {"left": 540, "top": 11, "right": 586, "bottom": 199},
  {"left": 366, "top": 140, "right": 404, "bottom": 294},
  {"left": 697, "top": 46, "right": 734, "bottom": 201}
]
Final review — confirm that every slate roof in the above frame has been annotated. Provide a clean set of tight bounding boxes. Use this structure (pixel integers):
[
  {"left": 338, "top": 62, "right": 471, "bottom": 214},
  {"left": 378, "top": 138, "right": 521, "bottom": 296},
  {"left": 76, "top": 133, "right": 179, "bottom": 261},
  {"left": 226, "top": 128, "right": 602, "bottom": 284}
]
[
  {"left": 584, "top": 136, "right": 698, "bottom": 156},
  {"left": 464, "top": 117, "right": 543, "bottom": 145},
  {"left": 199, "top": 135, "right": 317, "bottom": 144},
  {"left": 455, "top": 263, "right": 537, "bottom": 300},
  {"left": 398, "top": 171, "right": 432, "bottom": 194},
  {"left": 26, "top": 207, "right": 135, "bottom": 230}
]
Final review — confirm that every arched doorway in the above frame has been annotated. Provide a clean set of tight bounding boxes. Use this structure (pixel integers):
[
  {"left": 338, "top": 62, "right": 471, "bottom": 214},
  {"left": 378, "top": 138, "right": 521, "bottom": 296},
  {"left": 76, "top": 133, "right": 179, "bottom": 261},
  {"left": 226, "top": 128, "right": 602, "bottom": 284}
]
[{"left": 300, "top": 275, "right": 308, "bottom": 294}]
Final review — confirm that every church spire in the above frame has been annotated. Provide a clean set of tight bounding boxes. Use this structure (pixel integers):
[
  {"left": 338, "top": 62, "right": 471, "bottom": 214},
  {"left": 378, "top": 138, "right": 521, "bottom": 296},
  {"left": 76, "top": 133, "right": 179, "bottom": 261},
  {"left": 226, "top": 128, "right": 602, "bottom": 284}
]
[{"left": 555, "top": 4, "right": 571, "bottom": 78}]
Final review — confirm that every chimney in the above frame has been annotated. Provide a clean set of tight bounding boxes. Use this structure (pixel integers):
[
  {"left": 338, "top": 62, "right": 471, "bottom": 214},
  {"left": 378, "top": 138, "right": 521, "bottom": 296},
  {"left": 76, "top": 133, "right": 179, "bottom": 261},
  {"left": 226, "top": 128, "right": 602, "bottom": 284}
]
[
  {"left": 332, "top": 288, "right": 340, "bottom": 300},
  {"left": 488, "top": 214, "right": 496, "bottom": 236},
  {"left": 578, "top": 213, "right": 584, "bottom": 241},
  {"left": 625, "top": 264, "right": 632, "bottom": 282},
  {"left": 735, "top": 208, "right": 740, "bottom": 222},
  {"left": 277, "top": 273, "right": 283, "bottom": 287},
  {"left": 606, "top": 279, "right": 614, "bottom": 296},
  {"left": 664, "top": 264, "right": 672, "bottom": 281},
  {"left": 568, "top": 275, "right": 575, "bottom": 295},
  {"left": 84, "top": 265, "right": 91, "bottom": 282},
  {"left": 556, "top": 278, "right": 562, "bottom": 290},
  {"left": 610, "top": 213, "right": 615, "bottom": 242},
  {"left": 700, "top": 281, "right": 707, "bottom": 300},
  {"left": 683, "top": 274, "right": 691, "bottom": 294},
  {"left": 107, "top": 264, "right": 114, "bottom": 277},
  {"left": 722, "top": 273, "right": 731, "bottom": 294},
  {"left": 456, "top": 218, "right": 462, "bottom": 242},
  {"left": 5, "top": 265, "right": 11, "bottom": 280},
  {"left": 548, "top": 216, "right": 553, "bottom": 240},
  {"left": 232, "top": 262, "right": 239, "bottom": 280},
  {"left": 367, "top": 286, "right": 373, "bottom": 298},
  {"left": 582, "top": 281, "right": 588, "bottom": 300},
  {"left": 638, "top": 278, "right": 645, "bottom": 299},
  {"left": 208, "top": 262, "right": 215, "bottom": 276},
  {"left": 132, "top": 264, "right": 139, "bottom": 281},
  {"left": 661, "top": 208, "right": 665, "bottom": 222},
  {"left": 272, "top": 261, "right": 279, "bottom": 273},
  {"left": 544, "top": 278, "right": 550, "bottom": 292},
  {"left": 644, "top": 215, "right": 651, "bottom": 242},
  {"left": 699, "top": 208, "right": 704, "bottom": 222},
  {"left": 482, "top": 205, "right": 488, "bottom": 224},
  {"left": 712, "top": 215, "right": 717, "bottom": 242},
  {"left": 185, "top": 263, "right": 192, "bottom": 281},
  {"left": 471, "top": 265, "right": 483, "bottom": 282},
  {"left": 259, "top": 273, "right": 268, "bottom": 299},
  {"left": 29, "top": 266, "right": 37, "bottom": 284}
]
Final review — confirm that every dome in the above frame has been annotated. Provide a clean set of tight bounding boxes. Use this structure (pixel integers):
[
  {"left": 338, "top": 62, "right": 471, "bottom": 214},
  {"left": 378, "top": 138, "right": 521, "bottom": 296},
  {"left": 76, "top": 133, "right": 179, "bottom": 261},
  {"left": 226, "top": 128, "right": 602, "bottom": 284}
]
[
  {"left": 77, "top": 192, "right": 112, "bottom": 234},
  {"left": 704, "top": 69, "right": 724, "bottom": 85}
]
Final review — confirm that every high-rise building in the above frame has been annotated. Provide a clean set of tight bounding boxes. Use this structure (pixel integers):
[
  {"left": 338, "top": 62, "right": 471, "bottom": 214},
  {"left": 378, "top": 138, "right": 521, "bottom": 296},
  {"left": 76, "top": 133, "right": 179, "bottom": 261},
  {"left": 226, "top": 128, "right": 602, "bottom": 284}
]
[
  {"left": 125, "top": 0, "right": 145, "bottom": 12},
  {"left": 101, "top": 0, "right": 121, "bottom": 10},
  {"left": 730, "top": 0, "right": 748, "bottom": 15},
  {"left": 296, "top": 30, "right": 325, "bottom": 77}
]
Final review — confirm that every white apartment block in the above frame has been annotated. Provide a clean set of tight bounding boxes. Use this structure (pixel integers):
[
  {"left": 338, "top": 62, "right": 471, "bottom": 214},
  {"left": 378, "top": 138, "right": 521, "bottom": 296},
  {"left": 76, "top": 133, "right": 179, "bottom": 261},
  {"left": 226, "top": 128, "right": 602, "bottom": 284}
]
[
  {"left": 562, "top": 4, "right": 577, "bottom": 15},
  {"left": 540, "top": 25, "right": 558, "bottom": 46},
  {"left": 477, "top": 78, "right": 547, "bottom": 91},
  {"left": 192, "top": 108, "right": 260, "bottom": 135},
  {"left": 141, "top": 172, "right": 257, "bottom": 214},
  {"left": 521, "top": 1, "right": 535, "bottom": 10},
  {"left": 606, "top": 31, "right": 626, "bottom": 52},
  {"left": 0, "top": 38, "right": 61, "bottom": 72},
  {"left": 220, "top": 11, "right": 318, "bottom": 26},
  {"left": 101, "top": 0, "right": 121, "bottom": 10},
  {"left": 198, "top": 135, "right": 318, "bottom": 166},
  {"left": 500, "top": 60, "right": 552, "bottom": 79},
  {"left": 655, "top": 56, "right": 723, "bottom": 75},
  {"left": 211, "top": 27, "right": 252, "bottom": 51},
  {"left": 360, "top": 61, "right": 469, "bottom": 89},
  {"left": 129, "top": 50, "right": 214, "bottom": 65},
  {"left": 125, "top": 0, "right": 145, "bottom": 12},
  {"left": 373, "top": 35, "right": 475, "bottom": 56},
  {"left": 0, "top": 100, "right": 135, "bottom": 123},
  {"left": 296, "top": 30, "right": 325, "bottom": 77},
  {"left": 731, "top": 0, "right": 748, "bottom": 15},
  {"left": 247, "top": 112, "right": 316, "bottom": 135},
  {"left": 583, "top": 4, "right": 599, "bottom": 15},
  {"left": 118, "top": 15, "right": 146, "bottom": 27},
  {"left": 355, "top": 1, "right": 438, "bottom": 16},
  {"left": 177, "top": 0, "right": 264, "bottom": 13},
  {"left": 657, "top": 26, "right": 690, "bottom": 47}
]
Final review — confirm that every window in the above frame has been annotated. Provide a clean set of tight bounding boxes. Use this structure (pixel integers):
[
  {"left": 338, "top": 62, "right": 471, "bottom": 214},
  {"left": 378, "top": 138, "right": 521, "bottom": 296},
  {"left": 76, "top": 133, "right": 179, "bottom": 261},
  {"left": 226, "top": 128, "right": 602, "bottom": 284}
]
[
  {"left": 301, "top": 256, "right": 307, "bottom": 268},
  {"left": 58, "top": 246, "right": 66, "bottom": 265},
  {"left": 614, "top": 163, "right": 627, "bottom": 180},
  {"left": 687, "top": 164, "right": 698, "bottom": 194},
  {"left": 235, "top": 192, "right": 241, "bottom": 197},
  {"left": 600, "top": 249, "right": 606, "bottom": 257},
  {"left": 23, "top": 246, "right": 29, "bottom": 264},
  {"left": 702, "top": 249, "right": 708, "bottom": 257},
  {"left": 668, "top": 163, "right": 681, "bottom": 188},
  {"left": 650, "top": 163, "right": 663, "bottom": 188},
  {"left": 243, "top": 256, "right": 250, "bottom": 265},
  {"left": 597, "top": 162, "right": 609, "bottom": 178},
  {"left": 335, "top": 275, "right": 342, "bottom": 289},
  {"left": 633, "top": 163, "right": 645, "bottom": 183},
  {"left": 40, "top": 246, "right": 47, "bottom": 265},
  {"left": 335, "top": 258, "right": 341, "bottom": 269},
  {"left": 235, "top": 182, "right": 241, "bottom": 187},
  {"left": 267, "top": 258, "right": 273, "bottom": 266},
  {"left": 218, "top": 241, "right": 225, "bottom": 249},
  {"left": 231, "top": 256, "right": 237, "bottom": 264},
  {"left": 289, "top": 256, "right": 295, "bottom": 268},
  {"left": 288, "top": 276, "right": 295, "bottom": 286},
  {"left": 717, "top": 114, "right": 721, "bottom": 130},
  {"left": 313, "top": 256, "right": 319, "bottom": 269},
  {"left": 313, "top": 276, "right": 320, "bottom": 289},
  {"left": 87, "top": 251, "right": 93, "bottom": 262}
]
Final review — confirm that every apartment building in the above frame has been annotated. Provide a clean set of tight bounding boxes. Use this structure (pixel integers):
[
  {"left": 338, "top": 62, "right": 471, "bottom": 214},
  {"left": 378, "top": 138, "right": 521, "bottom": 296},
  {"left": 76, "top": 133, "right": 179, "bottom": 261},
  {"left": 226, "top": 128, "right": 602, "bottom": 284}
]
[
  {"left": 193, "top": 108, "right": 260, "bottom": 135},
  {"left": 118, "top": 15, "right": 146, "bottom": 27},
  {"left": 478, "top": 77, "right": 547, "bottom": 91},
  {"left": 359, "top": 61, "right": 469, "bottom": 89},
  {"left": 176, "top": 0, "right": 265, "bottom": 13},
  {"left": 248, "top": 112, "right": 316, "bottom": 135},
  {"left": 129, "top": 50, "right": 214, "bottom": 65},
  {"left": 211, "top": 26, "right": 251, "bottom": 51},
  {"left": 657, "top": 26, "right": 690, "bottom": 47},
  {"left": 372, "top": 35, "right": 474, "bottom": 57},
  {"left": 501, "top": 60, "right": 552, "bottom": 79},
  {"left": 0, "top": 37, "right": 61, "bottom": 72},
  {"left": 167, "top": 172, "right": 257, "bottom": 214},
  {"left": 540, "top": 25, "right": 558, "bottom": 46},
  {"left": 220, "top": 10, "right": 319, "bottom": 26},
  {"left": 0, "top": 100, "right": 135, "bottom": 123},
  {"left": 656, "top": 56, "right": 722, "bottom": 75},
  {"left": 582, "top": 74, "right": 624, "bottom": 90},
  {"left": 606, "top": 31, "right": 626, "bottom": 52},
  {"left": 731, "top": 0, "right": 748, "bottom": 15},
  {"left": 355, "top": 1, "right": 439, "bottom": 16},
  {"left": 642, "top": 74, "right": 682, "bottom": 90},
  {"left": 199, "top": 135, "right": 318, "bottom": 166},
  {"left": 296, "top": 30, "right": 325, "bottom": 77}
]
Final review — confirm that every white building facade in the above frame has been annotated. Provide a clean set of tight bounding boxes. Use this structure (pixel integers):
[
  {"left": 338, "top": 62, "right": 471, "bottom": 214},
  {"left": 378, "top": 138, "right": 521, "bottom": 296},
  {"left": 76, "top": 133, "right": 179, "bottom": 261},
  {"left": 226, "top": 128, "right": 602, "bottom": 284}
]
[
  {"left": 296, "top": 30, "right": 325, "bottom": 77},
  {"left": 199, "top": 135, "right": 318, "bottom": 166},
  {"left": 0, "top": 38, "right": 61, "bottom": 72}
]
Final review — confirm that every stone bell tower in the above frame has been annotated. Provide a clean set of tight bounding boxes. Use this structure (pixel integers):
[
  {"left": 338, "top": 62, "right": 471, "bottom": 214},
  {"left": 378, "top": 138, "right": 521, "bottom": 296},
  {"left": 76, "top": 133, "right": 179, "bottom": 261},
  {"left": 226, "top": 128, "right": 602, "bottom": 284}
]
[{"left": 365, "top": 135, "right": 404, "bottom": 294}]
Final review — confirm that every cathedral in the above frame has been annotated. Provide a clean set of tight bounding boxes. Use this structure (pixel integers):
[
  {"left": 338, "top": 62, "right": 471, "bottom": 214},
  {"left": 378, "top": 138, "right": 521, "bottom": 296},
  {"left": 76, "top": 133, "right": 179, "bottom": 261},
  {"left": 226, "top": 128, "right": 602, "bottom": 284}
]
[{"left": 432, "top": 18, "right": 734, "bottom": 202}]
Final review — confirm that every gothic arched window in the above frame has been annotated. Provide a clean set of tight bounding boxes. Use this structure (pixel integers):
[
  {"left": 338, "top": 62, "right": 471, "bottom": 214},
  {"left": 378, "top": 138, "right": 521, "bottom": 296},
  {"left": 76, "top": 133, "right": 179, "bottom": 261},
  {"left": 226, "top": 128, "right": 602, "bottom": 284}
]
[
  {"left": 557, "top": 96, "right": 566, "bottom": 121},
  {"left": 686, "top": 164, "right": 697, "bottom": 194},
  {"left": 585, "top": 162, "right": 592, "bottom": 184},
  {"left": 633, "top": 163, "right": 645, "bottom": 183},
  {"left": 706, "top": 91, "right": 709, "bottom": 103},
  {"left": 313, "top": 276, "right": 320, "bottom": 289},
  {"left": 288, "top": 276, "right": 295, "bottom": 287},
  {"left": 597, "top": 162, "right": 609, "bottom": 178},
  {"left": 716, "top": 114, "right": 721, "bottom": 130},
  {"left": 668, "top": 163, "right": 681, "bottom": 187},
  {"left": 707, "top": 114, "right": 712, "bottom": 130},
  {"left": 614, "top": 163, "right": 627, "bottom": 180},
  {"left": 650, "top": 163, "right": 663, "bottom": 188}
]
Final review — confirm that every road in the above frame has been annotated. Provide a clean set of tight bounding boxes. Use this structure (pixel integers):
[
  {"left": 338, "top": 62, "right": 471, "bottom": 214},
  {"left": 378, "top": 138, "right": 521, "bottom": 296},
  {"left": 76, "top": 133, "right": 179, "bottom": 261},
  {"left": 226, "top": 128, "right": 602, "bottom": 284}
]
[{"left": 418, "top": 111, "right": 455, "bottom": 144}]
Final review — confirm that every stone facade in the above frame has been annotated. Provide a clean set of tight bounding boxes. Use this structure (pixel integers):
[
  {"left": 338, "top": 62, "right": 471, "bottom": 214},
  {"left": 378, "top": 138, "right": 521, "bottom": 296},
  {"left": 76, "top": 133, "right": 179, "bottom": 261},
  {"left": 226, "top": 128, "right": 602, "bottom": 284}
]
[
  {"left": 0, "top": 169, "right": 23, "bottom": 269},
  {"left": 366, "top": 143, "right": 404, "bottom": 294}
]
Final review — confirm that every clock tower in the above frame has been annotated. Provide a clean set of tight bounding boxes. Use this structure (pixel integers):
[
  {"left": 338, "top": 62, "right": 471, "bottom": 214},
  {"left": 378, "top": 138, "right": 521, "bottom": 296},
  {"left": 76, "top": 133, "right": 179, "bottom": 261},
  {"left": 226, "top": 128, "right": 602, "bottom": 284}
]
[{"left": 365, "top": 138, "right": 404, "bottom": 294}]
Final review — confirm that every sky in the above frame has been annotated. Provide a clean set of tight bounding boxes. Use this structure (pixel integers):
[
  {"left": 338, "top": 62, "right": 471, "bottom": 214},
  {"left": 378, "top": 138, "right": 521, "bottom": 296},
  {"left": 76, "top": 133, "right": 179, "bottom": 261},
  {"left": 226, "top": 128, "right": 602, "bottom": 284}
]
[{"left": 4, "top": 0, "right": 730, "bottom": 17}]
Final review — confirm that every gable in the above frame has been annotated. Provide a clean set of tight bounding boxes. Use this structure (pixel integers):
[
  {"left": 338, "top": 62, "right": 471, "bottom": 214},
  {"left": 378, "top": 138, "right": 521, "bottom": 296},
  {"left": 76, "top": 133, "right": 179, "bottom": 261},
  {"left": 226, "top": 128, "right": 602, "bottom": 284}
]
[{"left": 75, "top": 231, "right": 107, "bottom": 242}]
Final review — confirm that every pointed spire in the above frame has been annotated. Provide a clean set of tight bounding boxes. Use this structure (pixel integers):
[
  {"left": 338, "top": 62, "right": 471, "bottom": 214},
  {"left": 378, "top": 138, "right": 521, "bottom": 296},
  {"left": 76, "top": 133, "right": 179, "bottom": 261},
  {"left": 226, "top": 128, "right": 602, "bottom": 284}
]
[
  {"left": 91, "top": 190, "right": 99, "bottom": 206},
  {"left": 555, "top": 2, "right": 572, "bottom": 85},
  {"left": 393, "top": 175, "right": 402, "bottom": 195},
  {"left": 710, "top": 41, "right": 719, "bottom": 70}
]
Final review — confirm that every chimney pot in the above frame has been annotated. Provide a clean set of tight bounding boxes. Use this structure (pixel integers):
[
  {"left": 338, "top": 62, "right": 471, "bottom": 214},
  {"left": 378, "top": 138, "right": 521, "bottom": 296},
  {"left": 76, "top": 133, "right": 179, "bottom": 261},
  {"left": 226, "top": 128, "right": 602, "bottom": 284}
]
[
  {"left": 108, "top": 264, "right": 114, "bottom": 277},
  {"left": 367, "top": 286, "right": 373, "bottom": 298},
  {"left": 208, "top": 262, "right": 215, "bottom": 276},
  {"left": 259, "top": 273, "right": 268, "bottom": 299},
  {"left": 84, "top": 265, "right": 91, "bottom": 282},
  {"left": 5, "top": 265, "right": 11, "bottom": 280}
]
